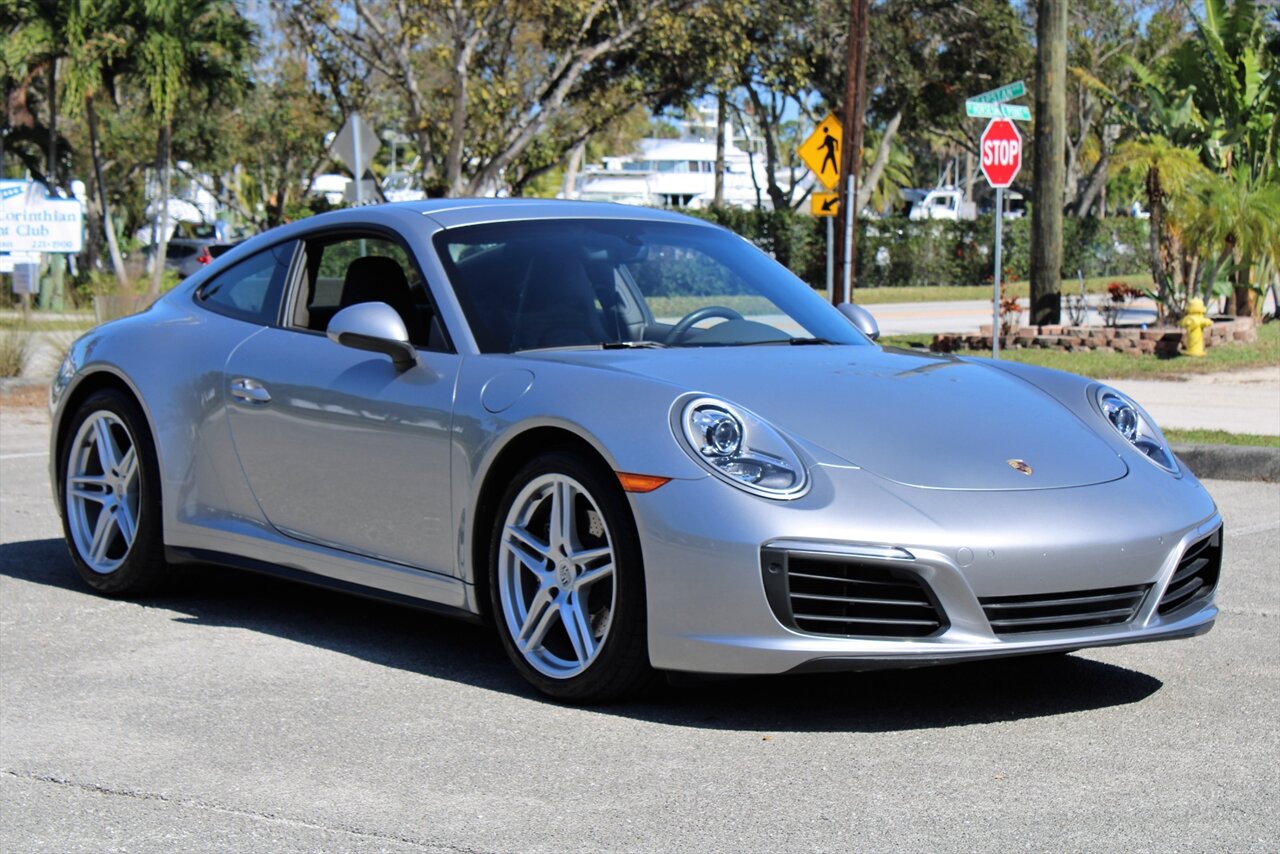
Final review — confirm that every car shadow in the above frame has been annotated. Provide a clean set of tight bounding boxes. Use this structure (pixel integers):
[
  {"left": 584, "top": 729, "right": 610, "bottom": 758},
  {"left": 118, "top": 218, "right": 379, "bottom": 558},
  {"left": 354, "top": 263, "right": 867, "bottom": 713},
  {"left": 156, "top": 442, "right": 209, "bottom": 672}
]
[{"left": 0, "top": 538, "right": 1163, "bottom": 733}]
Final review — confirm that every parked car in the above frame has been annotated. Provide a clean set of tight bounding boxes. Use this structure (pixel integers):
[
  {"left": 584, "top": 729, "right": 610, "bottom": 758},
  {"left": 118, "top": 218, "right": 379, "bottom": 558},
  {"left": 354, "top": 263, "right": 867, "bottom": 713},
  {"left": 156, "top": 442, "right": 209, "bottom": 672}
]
[
  {"left": 50, "top": 200, "right": 1220, "bottom": 702},
  {"left": 162, "top": 238, "right": 240, "bottom": 279}
]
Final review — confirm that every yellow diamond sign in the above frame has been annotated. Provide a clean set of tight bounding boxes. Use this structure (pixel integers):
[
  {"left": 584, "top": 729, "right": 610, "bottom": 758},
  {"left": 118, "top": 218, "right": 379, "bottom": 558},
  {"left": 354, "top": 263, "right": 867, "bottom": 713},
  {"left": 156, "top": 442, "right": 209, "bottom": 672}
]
[{"left": 798, "top": 113, "right": 843, "bottom": 190}]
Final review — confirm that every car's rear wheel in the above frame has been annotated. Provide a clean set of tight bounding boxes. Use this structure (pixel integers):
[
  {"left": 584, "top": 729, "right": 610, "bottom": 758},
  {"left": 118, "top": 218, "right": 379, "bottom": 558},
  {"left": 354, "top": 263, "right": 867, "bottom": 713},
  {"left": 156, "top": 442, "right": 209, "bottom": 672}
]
[
  {"left": 490, "top": 451, "right": 651, "bottom": 702},
  {"left": 60, "top": 389, "right": 167, "bottom": 595}
]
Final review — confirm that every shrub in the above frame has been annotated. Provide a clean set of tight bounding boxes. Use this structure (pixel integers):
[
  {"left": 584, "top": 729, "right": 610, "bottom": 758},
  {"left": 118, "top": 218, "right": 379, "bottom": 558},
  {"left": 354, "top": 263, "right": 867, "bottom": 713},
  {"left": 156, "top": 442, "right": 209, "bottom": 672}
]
[
  {"left": 0, "top": 330, "right": 32, "bottom": 378},
  {"left": 689, "top": 207, "right": 1150, "bottom": 290}
]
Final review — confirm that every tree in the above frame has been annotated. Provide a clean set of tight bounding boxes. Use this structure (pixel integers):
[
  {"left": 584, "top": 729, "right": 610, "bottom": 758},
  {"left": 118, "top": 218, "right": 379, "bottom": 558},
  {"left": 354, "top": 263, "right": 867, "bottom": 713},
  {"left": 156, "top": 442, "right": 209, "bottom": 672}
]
[
  {"left": 1, "top": 0, "right": 68, "bottom": 185},
  {"left": 808, "top": 0, "right": 1031, "bottom": 213},
  {"left": 1111, "top": 135, "right": 1208, "bottom": 318},
  {"left": 1065, "top": 1, "right": 1190, "bottom": 219},
  {"left": 1093, "top": 0, "right": 1278, "bottom": 316},
  {"left": 1182, "top": 167, "right": 1280, "bottom": 310},
  {"left": 65, "top": 0, "right": 134, "bottom": 285},
  {"left": 282, "top": 0, "right": 717, "bottom": 198},
  {"left": 1030, "top": 0, "right": 1067, "bottom": 326},
  {"left": 135, "top": 0, "right": 252, "bottom": 297}
]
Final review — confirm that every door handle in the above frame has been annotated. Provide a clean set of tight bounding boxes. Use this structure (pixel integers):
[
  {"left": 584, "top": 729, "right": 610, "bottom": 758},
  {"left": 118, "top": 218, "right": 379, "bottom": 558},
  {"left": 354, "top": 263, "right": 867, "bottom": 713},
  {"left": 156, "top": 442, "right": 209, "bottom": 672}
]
[{"left": 230, "top": 377, "right": 271, "bottom": 404}]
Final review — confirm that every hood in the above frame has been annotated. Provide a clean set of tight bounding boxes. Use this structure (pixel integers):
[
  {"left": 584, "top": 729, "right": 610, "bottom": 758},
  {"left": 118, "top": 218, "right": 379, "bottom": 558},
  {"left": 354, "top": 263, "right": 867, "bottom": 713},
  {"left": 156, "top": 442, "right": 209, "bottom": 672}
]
[{"left": 531, "top": 345, "right": 1127, "bottom": 491}]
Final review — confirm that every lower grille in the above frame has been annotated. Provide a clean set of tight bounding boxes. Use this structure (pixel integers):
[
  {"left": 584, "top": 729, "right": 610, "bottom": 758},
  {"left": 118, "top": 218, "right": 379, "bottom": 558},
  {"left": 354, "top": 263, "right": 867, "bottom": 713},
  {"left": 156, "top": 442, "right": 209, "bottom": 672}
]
[
  {"left": 1158, "top": 529, "right": 1222, "bottom": 616},
  {"left": 980, "top": 585, "right": 1149, "bottom": 635},
  {"left": 761, "top": 549, "right": 947, "bottom": 638}
]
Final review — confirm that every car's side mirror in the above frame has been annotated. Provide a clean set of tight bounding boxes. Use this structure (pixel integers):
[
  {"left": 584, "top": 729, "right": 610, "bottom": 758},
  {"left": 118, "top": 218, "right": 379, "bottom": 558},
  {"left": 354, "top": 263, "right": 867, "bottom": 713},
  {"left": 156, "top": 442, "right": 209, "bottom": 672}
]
[
  {"left": 837, "top": 302, "right": 880, "bottom": 341},
  {"left": 327, "top": 302, "right": 418, "bottom": 371}
]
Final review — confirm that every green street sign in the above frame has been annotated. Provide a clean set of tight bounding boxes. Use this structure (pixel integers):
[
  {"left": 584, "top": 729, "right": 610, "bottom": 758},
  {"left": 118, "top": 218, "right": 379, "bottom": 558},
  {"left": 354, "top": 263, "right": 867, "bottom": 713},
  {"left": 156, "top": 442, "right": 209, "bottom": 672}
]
[
  {"left": 969, "top": 80, "right": 1026, "bottom": 104},
  {"left": 965, "top": 100, "right": 1031, "bottom": 121}
]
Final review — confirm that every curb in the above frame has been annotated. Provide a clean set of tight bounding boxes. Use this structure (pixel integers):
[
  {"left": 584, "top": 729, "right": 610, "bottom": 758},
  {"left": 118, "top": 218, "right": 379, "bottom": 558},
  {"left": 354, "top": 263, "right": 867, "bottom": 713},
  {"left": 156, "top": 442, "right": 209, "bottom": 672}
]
[{"left": 1172, "top": 443, "right": 1280, "bottom": 483}]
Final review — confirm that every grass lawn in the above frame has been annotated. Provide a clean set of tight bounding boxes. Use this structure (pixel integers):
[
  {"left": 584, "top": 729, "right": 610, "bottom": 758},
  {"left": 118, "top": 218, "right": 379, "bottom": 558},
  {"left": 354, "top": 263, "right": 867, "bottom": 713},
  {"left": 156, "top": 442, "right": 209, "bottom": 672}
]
[
  {"left": 879, "top": 318, "right": 1280, "bottom": 380},
  {"left": 1162, "top": 428, "right": 1280, "bottom": 448},
  {"left": 0, "top": 317, "right": 96, "bottom": 332},
  {"left": 850, "top": 273, "right": 1152, "bottom": 305}
]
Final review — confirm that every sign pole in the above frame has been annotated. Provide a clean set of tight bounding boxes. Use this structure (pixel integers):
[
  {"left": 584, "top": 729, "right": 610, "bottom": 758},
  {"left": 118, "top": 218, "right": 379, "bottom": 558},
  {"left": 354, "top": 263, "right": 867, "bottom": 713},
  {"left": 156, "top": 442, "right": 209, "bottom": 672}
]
[
  {"left": 825, "top": 215, "right": 834, "bottom": 302},
  {"left": 841, "top": 173, "right": 854, "bottom": 303},
  {"left": 992, "top": 186, "right": 1004, "bottom": 359},
  {"left": 352, "top": 114, "right": 365, "bottom": 207}
]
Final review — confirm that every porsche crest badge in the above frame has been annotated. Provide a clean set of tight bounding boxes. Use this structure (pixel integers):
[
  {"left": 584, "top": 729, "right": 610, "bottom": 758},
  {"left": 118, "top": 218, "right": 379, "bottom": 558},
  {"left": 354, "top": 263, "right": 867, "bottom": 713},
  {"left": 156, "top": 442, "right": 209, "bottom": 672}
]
[{"left": 1007, "top": 459, "right": 1033, "bottom": 475}]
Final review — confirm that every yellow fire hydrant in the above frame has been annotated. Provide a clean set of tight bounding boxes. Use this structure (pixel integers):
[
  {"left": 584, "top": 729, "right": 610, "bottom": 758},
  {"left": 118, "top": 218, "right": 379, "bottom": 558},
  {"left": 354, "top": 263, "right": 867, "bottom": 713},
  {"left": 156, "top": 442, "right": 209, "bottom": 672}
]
[{"left": 1179, "top": 297, "right": 1213, "bottom": 357}]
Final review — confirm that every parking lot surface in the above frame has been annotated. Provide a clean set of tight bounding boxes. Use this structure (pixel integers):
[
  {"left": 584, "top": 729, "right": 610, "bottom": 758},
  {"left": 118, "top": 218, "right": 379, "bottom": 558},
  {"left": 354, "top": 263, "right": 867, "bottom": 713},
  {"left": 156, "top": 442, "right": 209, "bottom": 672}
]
[{"left": 2, "top": 401, "right": 1277, "bottom": 852}]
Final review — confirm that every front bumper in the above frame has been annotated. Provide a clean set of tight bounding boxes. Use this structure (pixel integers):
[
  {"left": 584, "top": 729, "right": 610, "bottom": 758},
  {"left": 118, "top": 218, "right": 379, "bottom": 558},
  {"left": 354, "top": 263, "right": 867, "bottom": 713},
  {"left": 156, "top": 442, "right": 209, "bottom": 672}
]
[{"left": 634, "top": 463, "right": 1221, "bottom": 675}]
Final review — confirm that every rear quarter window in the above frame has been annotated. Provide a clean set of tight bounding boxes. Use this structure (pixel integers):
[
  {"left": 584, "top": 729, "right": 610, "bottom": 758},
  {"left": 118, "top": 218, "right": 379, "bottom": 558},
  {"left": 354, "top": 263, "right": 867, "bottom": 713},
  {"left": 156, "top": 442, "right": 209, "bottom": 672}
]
[{"left": 195, "top": 241, "right": 295, "bottom": 325}]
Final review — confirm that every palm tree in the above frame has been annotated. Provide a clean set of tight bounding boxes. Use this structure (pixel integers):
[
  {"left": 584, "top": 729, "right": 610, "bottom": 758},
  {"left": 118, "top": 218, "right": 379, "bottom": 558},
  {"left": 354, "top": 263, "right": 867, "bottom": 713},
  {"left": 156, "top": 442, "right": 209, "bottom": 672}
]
[
  {"left": 1110, "top": 136, "right": 1207, "bottom": 320},
  {"left": 64, "top": 0, "right": 135, "bottom": 287},
  {"left": 1182, "top": 168, "right": 1280, "bottom": 316},
  {"left": 135, "top": 0, "right": 252, "bottom": 298}
]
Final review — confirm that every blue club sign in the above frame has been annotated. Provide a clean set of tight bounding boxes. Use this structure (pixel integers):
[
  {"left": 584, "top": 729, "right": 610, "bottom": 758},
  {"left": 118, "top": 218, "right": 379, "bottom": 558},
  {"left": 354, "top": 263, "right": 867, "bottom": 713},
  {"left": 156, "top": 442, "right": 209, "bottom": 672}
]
[{"left": 0, "top": 181, "right": 84, "bottom": 253}]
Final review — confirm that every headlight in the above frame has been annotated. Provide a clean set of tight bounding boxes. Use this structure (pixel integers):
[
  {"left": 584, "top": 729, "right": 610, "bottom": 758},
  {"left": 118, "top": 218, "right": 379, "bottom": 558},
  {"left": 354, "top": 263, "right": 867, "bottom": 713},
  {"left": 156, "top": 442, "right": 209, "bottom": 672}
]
[
  {"left": 1094, "top": 386, "right": 1178, "bottom": 474},
  {"left": 674, "top": 396, "right": 808, "bottom": 498}
]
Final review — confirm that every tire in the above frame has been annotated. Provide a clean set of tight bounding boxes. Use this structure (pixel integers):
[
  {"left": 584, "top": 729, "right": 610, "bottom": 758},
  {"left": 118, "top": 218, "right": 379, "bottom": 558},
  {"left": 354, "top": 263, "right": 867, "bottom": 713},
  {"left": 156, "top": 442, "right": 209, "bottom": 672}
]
[
  {"left": 58, "top": 389, "right": 168, "bottom": 596},
  {"left": 489, "top": 450, "right": 652, "bottom": 702}
]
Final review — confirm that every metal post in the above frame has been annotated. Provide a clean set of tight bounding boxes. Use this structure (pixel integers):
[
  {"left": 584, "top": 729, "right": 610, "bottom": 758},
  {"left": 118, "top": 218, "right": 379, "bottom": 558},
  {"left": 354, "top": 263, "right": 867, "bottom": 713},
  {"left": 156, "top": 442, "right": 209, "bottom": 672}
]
[
  {"left": 841, "top": 173, "right": 855, "bottom": 303},
  {"left": 992, "top": 186, "right": 1004, "bottom": 359},
  {"left": 352, "top": 114, "right": 365, "bottom": 207},
  {"left": 825, "top": 215, "right": 834, "bottom": 303}
]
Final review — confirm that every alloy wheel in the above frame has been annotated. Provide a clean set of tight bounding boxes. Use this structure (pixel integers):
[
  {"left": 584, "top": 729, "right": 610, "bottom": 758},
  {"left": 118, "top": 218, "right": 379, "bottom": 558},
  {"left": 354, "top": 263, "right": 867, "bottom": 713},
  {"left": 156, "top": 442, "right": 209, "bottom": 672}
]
[
  {"left": 65, "top": 411, "right": 141, "bottom": 574},
  {"left": 497, "top": 473, "right": 617, "bottom": 679}
]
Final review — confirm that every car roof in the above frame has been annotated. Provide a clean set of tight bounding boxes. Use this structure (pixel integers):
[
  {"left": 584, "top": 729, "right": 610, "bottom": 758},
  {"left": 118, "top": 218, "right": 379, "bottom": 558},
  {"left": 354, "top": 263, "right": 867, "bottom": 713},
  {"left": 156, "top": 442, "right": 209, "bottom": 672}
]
[
  {"left": 195, "top": 199, "right": 723, "bottom": 283},
  {"left": 401, "top": 198, "right": 713, "bottom": 229}
]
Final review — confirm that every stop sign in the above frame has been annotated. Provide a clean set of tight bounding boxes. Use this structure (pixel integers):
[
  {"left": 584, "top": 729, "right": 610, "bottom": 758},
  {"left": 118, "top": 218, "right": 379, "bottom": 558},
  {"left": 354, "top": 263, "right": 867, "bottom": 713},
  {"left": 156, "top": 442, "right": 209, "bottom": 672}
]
[{"left": 980, "top": 118, "right": 1022, "bottom": 188}]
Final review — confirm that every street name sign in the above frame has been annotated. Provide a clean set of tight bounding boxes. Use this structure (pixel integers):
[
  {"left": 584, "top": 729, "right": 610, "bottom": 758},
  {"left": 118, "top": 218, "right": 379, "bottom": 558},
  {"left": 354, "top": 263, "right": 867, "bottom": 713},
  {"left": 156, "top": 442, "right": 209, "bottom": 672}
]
[
  {"left": 969, "top": 80, "right": 1025, "bottom": 104},
  {"left": 797, "top": 113, "right": 843, "bottom": 190},
  {"left": 980, "top": 119, "right": 1023, "bottom": 189},
  {"left": 965, "top": 101, "right": 1031, "bottom": 121},
  {"left": 811, "top": 192, "right": 840, "bottom": 217}
]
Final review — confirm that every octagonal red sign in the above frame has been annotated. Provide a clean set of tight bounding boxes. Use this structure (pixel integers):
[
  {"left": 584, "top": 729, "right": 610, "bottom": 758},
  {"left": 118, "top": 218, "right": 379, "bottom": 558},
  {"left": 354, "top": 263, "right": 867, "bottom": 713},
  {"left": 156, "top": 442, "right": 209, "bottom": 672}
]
[{"left": 980, "top": 118, "right": 1022, "bottom": 189}]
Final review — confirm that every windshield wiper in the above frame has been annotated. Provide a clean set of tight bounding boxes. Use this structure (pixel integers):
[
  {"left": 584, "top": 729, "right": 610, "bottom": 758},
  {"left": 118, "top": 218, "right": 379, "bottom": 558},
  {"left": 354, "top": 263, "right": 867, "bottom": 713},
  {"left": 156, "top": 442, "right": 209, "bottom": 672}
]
[
  {"left": 601, "top": 340, "right": 668, "bottom": 349},
  {"left": 739, "top": 337, "right": 835, "bottom": 346}
]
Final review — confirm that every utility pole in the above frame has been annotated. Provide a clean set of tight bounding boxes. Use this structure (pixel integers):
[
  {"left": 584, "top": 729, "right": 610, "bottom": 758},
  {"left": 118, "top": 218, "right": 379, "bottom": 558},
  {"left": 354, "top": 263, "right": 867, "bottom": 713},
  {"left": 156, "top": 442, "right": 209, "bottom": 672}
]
[
  {"left": 1030, "top": 0, "right": 1066, "bottom": 326},
  {"left": 833, "top": 0, "right": 869, "bottom": 305},
  {"left": 713, "top": 90, "right": 727, "bottom": 208}
]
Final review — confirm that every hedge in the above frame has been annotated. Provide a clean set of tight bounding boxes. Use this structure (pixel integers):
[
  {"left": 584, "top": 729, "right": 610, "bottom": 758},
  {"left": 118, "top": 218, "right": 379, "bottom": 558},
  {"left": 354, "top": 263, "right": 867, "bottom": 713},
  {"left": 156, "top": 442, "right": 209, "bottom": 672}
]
[{"left": 687, "top": 208, "right": 1150, "bottom": 289}]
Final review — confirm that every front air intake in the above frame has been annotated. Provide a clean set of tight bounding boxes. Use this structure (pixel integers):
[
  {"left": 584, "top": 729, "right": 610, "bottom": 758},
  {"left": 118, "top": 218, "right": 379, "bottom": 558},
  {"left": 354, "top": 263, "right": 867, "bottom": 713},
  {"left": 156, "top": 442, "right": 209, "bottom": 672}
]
[
  {"left": 979, "top": 585, "right": 1149, "bottom": 635},
  {"left": 761, "top": 548, "right": 947, "bottom": 638},
  {"left": 1158, "top": 528, "right": 1222, "bottom": 616}
]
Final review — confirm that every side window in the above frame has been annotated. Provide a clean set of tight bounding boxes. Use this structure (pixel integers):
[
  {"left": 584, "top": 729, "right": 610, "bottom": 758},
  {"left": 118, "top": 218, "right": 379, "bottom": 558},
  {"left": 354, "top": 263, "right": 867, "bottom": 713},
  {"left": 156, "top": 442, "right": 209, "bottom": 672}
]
[
  {"left": 291, "top": 234, "right": 448, "bottom": 351},
  {"left": 195, "top": 241, "right": 294, "bottom": 325}
]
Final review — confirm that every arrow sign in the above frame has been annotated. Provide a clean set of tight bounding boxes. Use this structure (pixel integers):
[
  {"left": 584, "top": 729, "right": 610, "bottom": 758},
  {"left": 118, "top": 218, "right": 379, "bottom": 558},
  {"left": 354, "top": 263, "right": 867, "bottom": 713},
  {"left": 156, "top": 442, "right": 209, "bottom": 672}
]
[
  {"left": 969, "top": 80, "right": 1026, "bottom": 104},
  {"left": 966, "top": 101, "right": 1031, "bottom": 121},
  {"left": 811, "top": 192, "right": 839, "bottom": 217}
]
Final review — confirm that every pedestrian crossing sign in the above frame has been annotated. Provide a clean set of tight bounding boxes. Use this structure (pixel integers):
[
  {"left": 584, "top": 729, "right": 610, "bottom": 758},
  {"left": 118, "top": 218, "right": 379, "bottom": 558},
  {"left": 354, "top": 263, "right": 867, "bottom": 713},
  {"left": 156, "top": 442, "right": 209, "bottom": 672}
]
[{"left": 797, "top": 113, "right": 843, "bottom": 190}]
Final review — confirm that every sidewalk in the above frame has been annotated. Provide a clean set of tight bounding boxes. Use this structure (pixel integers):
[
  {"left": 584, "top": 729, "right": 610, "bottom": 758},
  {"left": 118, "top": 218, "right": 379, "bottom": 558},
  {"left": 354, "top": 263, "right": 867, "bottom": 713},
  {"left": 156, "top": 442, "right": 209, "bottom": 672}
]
[{"left": 1103, "top": 366, "right": 1280, "bottom": 436}]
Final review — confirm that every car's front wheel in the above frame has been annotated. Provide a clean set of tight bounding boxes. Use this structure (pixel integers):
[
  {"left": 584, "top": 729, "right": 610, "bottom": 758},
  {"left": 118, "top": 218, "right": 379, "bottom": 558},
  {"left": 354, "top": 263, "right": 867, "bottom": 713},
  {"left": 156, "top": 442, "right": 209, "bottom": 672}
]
[
  {"left": 490, "top": 451, "right": 651, "bottom": 702},
  {"left": 59, "top": 389, "right": 168, "bottom": 595}
]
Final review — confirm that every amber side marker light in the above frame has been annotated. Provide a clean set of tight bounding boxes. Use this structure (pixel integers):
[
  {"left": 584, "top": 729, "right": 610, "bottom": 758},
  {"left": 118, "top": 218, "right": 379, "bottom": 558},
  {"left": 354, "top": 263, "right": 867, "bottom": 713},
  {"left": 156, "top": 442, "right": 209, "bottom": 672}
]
[{"left": 616, "top": 472, "right": 671, "bottom": 493}]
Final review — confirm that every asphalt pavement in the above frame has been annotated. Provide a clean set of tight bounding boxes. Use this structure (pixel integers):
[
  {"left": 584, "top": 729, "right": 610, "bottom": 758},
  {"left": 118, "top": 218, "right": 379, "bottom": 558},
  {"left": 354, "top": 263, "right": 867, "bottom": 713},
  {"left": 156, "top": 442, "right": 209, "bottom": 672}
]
[{"left": 2, "top": 400, "right": 1277, "bottom": 852}]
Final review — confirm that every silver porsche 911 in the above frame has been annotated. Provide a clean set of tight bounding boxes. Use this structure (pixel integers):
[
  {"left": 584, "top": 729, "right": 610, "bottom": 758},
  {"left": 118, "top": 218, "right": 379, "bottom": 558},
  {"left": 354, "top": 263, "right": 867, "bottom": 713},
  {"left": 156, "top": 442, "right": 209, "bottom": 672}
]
[{"left": 50, "top": 200, "right": 1221, "bottom": 702}]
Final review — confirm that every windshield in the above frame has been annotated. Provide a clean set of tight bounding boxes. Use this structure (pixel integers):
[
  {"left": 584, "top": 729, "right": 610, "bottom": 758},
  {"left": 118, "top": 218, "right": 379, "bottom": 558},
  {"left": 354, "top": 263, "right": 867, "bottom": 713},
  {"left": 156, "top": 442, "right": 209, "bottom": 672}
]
[{"left": 434, "top": 218, "right": 867, "bottom": 353}]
